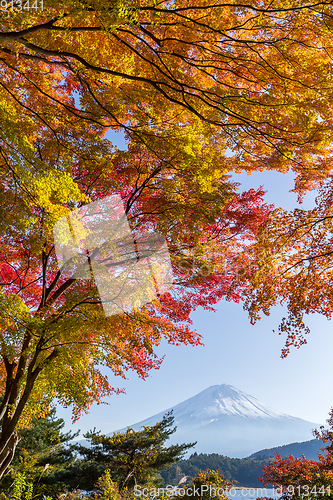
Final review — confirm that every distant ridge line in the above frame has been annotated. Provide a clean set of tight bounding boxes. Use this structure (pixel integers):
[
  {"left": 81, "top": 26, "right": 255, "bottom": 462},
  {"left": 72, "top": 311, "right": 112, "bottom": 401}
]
[{"left": 247, "top": 438, "right": 325, "bottom": 461}]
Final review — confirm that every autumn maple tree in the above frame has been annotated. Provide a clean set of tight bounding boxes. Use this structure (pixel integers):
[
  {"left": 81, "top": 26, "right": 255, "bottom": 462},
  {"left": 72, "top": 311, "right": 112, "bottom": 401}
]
[
  {"left": 260, "top": 409, "right": 333, "bottom": 500},
  {"left": 241, "top": 176, "right": 333, "bottom": 358},
  {"left": 1, "top": 0, "right": 333, "bottom": 480}
]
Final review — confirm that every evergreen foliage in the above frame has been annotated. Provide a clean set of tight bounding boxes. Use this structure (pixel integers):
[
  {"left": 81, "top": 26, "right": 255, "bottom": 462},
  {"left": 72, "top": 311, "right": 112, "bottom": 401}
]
[
  {"left": 0, "top": 409, "right": 78, "bottom": 497},
  {"left": 50, "top": 411, "right": 195, "bottom": 492}
]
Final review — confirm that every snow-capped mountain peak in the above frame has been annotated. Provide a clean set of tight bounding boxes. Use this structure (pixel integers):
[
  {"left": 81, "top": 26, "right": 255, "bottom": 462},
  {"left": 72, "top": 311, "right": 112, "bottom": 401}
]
[
  {"left": 172, "top": 384, "right": 288, "bottom": 421},
  {"left": 112, "top": 384, "right": 318, "bottom": 458}
]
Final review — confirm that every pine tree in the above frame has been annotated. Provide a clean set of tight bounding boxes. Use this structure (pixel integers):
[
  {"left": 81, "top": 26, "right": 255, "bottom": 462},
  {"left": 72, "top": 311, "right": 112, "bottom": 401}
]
[
  {"left": 0, "top": 408, "right": 78, "bottom": 496},
  {"left": 55, "top": 411, "right": 195, "bottom": 492}
]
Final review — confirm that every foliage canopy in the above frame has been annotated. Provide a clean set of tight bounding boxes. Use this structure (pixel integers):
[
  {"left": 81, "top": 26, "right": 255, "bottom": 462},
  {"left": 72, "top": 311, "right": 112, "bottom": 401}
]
[{"left": 1, "top": 0, "right": 333, "bottom": 477}]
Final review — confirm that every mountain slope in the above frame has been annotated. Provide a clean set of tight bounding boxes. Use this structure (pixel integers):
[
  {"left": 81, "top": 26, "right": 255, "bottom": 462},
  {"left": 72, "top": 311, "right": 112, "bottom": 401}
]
[
  {"left": 113, "top": 384, "right": 319, "bottom": 458},
  {"left": 247, "top": 439, "right": 325, "bottom": 461}
]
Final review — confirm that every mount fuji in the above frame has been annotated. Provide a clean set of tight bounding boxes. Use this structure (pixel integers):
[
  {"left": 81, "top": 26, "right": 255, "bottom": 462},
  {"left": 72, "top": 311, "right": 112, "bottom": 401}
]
[{"left": 112, "top": 384, "right": 319, "bottom": 458}]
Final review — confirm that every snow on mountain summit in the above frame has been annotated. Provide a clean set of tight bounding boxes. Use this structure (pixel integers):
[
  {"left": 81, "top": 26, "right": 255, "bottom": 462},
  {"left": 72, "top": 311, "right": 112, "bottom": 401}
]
[
  {"left": 174, "top": 384, "right": 289, "bottom": 421},
  {"left": 112, "top": 384, "right": 319, "bottom": 458}
]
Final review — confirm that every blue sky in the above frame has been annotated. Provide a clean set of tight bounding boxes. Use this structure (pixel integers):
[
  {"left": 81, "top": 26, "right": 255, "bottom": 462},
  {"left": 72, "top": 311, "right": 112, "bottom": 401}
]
[{"left": 56, "top": 131, "right": 333, "bottom": 440}]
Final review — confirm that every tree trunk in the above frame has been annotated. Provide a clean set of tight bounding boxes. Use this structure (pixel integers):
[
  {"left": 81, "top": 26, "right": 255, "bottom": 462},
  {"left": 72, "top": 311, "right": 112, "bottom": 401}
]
[
  {"left": 0, "top": 344, "right": 58, "bottom": 478},
  {"left": 0, "top": 431, "right": 20, "bottom": 479}
]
